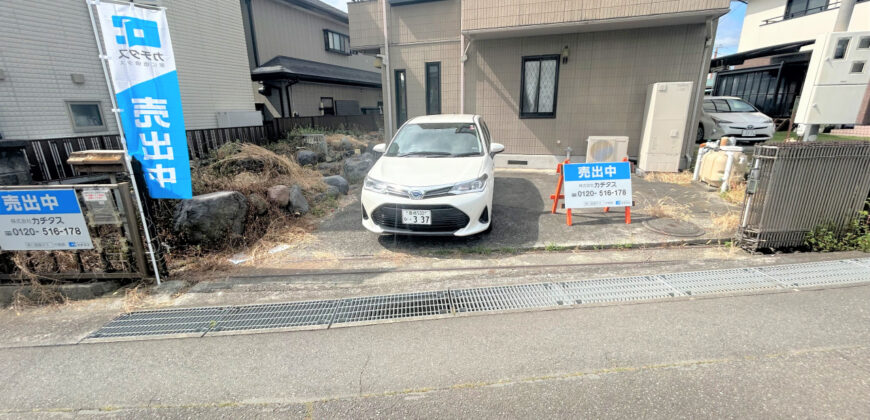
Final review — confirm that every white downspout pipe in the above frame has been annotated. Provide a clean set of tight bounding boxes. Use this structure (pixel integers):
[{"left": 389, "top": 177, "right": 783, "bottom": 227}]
[{"left": 834, "top": 0, "right": 856, "bottom": 32}]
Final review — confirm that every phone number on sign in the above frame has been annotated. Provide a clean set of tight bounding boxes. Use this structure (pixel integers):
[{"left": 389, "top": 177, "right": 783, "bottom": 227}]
[
  {"left": 571, "top": 189, "right": 630, "bottom": 198},
  {"left": 8, "top": 227, "right": 83, "bottom": 236}
]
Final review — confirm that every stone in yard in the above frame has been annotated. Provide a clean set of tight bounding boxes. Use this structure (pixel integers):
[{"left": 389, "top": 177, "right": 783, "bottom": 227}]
[
  {"left": 173, "top": 191, "right": 247, "bottom": 245},
  {"left": 288, "top": 185, "right": 309, "bottom": 215},
  {"left": 267, "top": 185, "right": 291, "bottom": 207},
  {"left": 313, "top": 186, "right": 341, "bottom": 203},
  {"left": 342, "top": 154, "right": 375, "bottom": 184},
  {"left": 296, "top": 150, "right": 318, "bottom": 167},
  {"left": 248, "top": 193, "right": 269, "bottom": 215},
  {"left": 323, "top": 175, "right": 349, "bottom": 195},
  {"left": 316, "top": 161, "right": 342, "bottom": 176}
]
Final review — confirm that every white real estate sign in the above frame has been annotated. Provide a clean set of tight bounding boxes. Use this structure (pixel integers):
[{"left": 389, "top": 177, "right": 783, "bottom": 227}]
[
  {"left": 0, "top": 190, "right": 93, "bottom": 251},
  {"left": 563, "top": 162, "right": 633, "bottom": 209}
]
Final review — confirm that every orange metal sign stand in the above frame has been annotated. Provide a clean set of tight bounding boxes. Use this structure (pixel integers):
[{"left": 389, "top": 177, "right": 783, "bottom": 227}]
[{"left": 549, "top": 158, "right": 632, "bottom": 226}]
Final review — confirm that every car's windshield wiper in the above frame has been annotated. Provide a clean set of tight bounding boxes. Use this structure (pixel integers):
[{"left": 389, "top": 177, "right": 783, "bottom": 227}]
[
  {"left": 450, "top": 152, "right": 482, "bottom": 157},
  {"left": 397, "top": 151, "right": 451, "bottom": 157}
]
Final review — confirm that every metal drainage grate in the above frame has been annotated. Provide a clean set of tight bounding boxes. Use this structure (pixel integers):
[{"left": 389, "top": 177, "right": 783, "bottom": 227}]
[
  {"left": 558, "top": 275, "right": 680, "bottom": 304},
  {"left": 331, "top": 291, "right": 450, "bottom": 325},
  {"left": 659, "top": 268, "right": 779, "bottom": 296},
  {"left": 85, "top": 259, "right": 870, "bottom": 340},
  {"left": 211, "top": 300, "right": 339, "bottom": 333},
  {"left": 756, "top": 259, "right": 870, "bottom": 288},
  {"left": 450, "top": 283, "right": 564, "bottom": 313},
  {"left": 87, "top": 306, "right": 228, "bottom": 338}
]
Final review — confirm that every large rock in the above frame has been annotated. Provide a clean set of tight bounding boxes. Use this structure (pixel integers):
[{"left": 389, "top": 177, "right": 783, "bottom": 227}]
[
  {"left": 173, "top": 192, "right": 247, "bottom": 245},
  {"left": 323, "top": 175, "right": 349, "bottom": 195},
  {"left": 342, "top": 154, "right": 375, "bottom": 184},
  {"left": 288, "top": 185, "right": 309, "bottom": 215},
  {"left": 267, "top": 185, "right": 291, "bottom": 207},
  {"left": 339, "top": 137, "right": 356, "bottom": 151},
  {"left": 296, "top": 150, "right": 318, "bottom": 167}
]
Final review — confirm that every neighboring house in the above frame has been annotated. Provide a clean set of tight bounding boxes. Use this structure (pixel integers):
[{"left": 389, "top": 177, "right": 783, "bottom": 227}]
[
  {"left": 0, "top": 0, "right": 260, "bottom": 141},
  {"left": 241, "top": 0, "right": 383, "bottom": 119},
  {"left": 710, "top": 0, "right": 870, "bottom": 119},
  {"left": 349, "top": 0, "right": 730, "bottom": 166}
]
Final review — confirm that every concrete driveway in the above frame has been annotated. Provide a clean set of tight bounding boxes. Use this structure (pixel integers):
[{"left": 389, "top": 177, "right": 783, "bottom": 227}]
[{"left": 305, "top": 170, "right": 738, "bottom": 257}]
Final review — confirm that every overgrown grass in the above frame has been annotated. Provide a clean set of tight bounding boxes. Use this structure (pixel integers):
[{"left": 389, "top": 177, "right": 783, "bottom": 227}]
[
  {"left": 805, "top": 202, "right": 870, "bottom": 252},
  {"left": 769, "top": 131, "right": 870, "bottom": 142},
  {"left": 644, "top": 171, "right": 694, "bottom": 185},
  {"left": 719, "top": 182, "right": 747, "bottom": 205}
]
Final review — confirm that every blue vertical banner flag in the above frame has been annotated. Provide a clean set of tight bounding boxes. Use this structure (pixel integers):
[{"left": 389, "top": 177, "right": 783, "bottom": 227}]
[{"left": 96, "top": 2, "right": 192, "bottom": 199}]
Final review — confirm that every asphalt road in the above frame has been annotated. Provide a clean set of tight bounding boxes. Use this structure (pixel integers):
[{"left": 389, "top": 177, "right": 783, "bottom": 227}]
[{"left": 1, "top": 282, "right": 868, "bottom": 418}]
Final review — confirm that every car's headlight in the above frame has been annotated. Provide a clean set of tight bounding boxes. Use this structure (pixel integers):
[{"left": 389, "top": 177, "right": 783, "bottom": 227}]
[
  {"left": 712, "top": 116, "right": 733, "bottom": 124},
  {"left": 449, "top": 174, "right": 488, "bottom": 195},
  {"left": 762, "top": 117, "right": 773, "bottom": 123},
  {"left": 363, "top": 176, "right": 388, "bottom": 194}
]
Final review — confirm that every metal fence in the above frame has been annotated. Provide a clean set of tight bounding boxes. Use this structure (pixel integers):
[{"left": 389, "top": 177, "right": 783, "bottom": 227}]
[
  {"left": 0, "top": 183, "right": 151, "bottom": 282},
  {"left": 11, "top": 114, "right": 383, "bottom": 183},
  {"left": 737, "top": 142, "right": 870, "bottom": 251}
]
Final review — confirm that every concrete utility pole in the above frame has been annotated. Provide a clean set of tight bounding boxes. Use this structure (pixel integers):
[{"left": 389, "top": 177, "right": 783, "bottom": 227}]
[
  {"left": 381, "top": 0, "right": 394, "bottom": 141},
  {"left": 834, "top": 0, "right": 856, "bottom": 32},
  {"left": 804, "top": 0, "right": 857, "bottom": 141}
]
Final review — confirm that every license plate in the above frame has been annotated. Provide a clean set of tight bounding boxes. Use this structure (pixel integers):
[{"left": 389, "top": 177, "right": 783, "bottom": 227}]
[
  {"left": 742, "top": 129, "right": 756, "bottom": 137},
  {"left": 402, "top": 209, "right": 431, "bottom": 225}
]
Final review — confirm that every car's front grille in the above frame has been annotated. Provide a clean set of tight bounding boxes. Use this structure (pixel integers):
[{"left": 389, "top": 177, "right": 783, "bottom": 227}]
[{"left": 371, "top": 204, "right": 470, "bottom": 233}]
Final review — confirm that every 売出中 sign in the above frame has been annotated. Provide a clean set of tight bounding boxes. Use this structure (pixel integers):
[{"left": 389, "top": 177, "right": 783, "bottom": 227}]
[
  {"left": 95, "top": 2, "right": 192, "bottom": 199},
  {"left": 563, "top": 162, "right": 633, "bottom": 209},
  {"left": 0, "top": 190, "right": 94, "bottom": 251}
]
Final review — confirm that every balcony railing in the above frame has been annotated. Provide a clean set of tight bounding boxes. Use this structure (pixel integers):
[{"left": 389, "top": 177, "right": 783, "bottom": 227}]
[{"left": 760, "top": 1, "right": 841, "bottom": 26}]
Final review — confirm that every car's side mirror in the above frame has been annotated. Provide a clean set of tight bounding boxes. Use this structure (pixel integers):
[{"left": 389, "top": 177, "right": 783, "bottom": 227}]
[
  {"left": 490, "top": 143, "right": 505, "bottom": 157},
  {"left": 372, "top": 143, "right": 386, "bottom": 153}
]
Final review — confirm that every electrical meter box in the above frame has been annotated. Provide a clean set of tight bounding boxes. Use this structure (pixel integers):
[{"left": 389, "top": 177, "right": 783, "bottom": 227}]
[{"left": 795, "top": 31, "right": 870, "bottom": 125}]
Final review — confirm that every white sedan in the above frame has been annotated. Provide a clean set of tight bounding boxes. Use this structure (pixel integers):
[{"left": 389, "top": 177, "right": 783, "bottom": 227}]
[
  {"left": 698, "top": 96, "right": 775, "bottom": 143},
  {"left": 361, "top": 114, "right": 504, "bottom": 236}
]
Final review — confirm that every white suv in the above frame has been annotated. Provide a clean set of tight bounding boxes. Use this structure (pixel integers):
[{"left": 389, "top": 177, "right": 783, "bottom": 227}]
[{"left": 361, "top": 114, "right": 504, "bottom": 236}]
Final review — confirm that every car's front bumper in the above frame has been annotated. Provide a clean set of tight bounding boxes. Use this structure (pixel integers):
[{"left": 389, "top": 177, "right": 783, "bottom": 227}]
[
  {"left": 361, "top": 189, "right": 490, "bottom": 236},
  {"left": 713, "top": 123, "right": 775, "bottom": 142}
]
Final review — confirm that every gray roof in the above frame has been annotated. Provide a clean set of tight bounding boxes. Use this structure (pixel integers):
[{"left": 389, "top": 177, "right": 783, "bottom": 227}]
[{"left": 252, "top": 56, "right": 382, "bottom": 88}]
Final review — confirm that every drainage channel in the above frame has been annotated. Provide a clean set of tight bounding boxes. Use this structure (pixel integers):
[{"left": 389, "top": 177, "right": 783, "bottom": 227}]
[{"left": 85, "top": 258, "right": 870, "bottom": 340}]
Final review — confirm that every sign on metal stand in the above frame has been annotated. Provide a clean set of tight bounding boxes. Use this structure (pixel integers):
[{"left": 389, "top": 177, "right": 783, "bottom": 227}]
[{"left": 551, "top": 160, "right": 633, "bottom": 225}]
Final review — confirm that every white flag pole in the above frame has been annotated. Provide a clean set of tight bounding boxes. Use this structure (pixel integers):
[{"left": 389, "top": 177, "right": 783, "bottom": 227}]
[{"left": 86, "top": 0, "right": 163, "bottom": 285}]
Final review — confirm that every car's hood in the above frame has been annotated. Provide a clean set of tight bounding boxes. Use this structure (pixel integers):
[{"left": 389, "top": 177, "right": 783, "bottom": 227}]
[
  {"left": 708, "top": 112, "right": 771, "bottom": 125},
  {"left": 367, "top": 156, "right": 485, "bottom": 187}
]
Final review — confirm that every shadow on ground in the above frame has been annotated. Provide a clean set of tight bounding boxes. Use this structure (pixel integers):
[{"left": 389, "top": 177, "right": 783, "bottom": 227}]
[{"left": 308, "top": 170, "right": 738, "bottom": 258}]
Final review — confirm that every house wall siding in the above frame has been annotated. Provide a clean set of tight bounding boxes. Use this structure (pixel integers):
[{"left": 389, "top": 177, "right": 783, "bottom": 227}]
[
  {"left": 252, "top": 0, "right": 375, "bottom": 71},
  {"left": 289, "top": 82, "right": 382, "bottom": 117},
  {"left": 0, "top": 0, "right": 256, "bottom": 140},
  {"left": 462, "top": 0, "right": 729, "bottom": 32},
  {"left": 390, "top": 42, "right": 462, "bottom": 119},
  {"left": 738, "top": 0, "right": 870, "bottom": 52},
  {"left": 348, "top": 0, "right": 384, "bottom": 50},
  {"left": 464, "top": 24, "right": 707, "bottom": 156}
]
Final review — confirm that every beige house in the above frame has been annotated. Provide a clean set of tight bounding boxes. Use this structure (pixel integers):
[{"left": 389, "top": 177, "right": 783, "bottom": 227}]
[
  {"left": 242, "top": 0, "right": 383, "bottom": 119},
  {"left": 349, "top": 0, "right": 730, "bottom": 166}
]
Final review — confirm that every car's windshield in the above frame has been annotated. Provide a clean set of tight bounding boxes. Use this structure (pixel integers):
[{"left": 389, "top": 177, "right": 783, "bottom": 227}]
[
  {"left": 705, "top": 98, "right": 757, "bottom": 113},
  {"left": 386, "top": 122, "right": 483, "bottom": 157}
]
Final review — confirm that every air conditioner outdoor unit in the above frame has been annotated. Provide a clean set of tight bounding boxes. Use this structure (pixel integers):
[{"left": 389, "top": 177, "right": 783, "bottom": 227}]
[{"left": 585, "top": 136, "right": 629, "bottom": 162}]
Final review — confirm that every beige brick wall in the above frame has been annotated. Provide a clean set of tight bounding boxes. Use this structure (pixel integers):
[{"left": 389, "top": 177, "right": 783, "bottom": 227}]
[
  {"left": 390, "top": 42, "right": 462, "bottom": 121},
  {"left": 464, "top": 24, "right": 707, "bottom": 156},
  {"left": 390, "top": 0, "right": 461, "bottom": 44},
  {"left": 349, "top": 0, "right": 384, "bottom": 49},
  {"left": 462, "top": 0, "right": 729, "bottom": 31}
]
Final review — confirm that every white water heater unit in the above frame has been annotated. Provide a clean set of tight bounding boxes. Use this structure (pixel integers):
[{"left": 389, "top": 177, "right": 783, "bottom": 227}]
[
  {"left": 638, "top": 81, "right": 694, "bottom": 173},
  {"left": 795, "top": 31, "right": 870, "bottom": 125}
]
